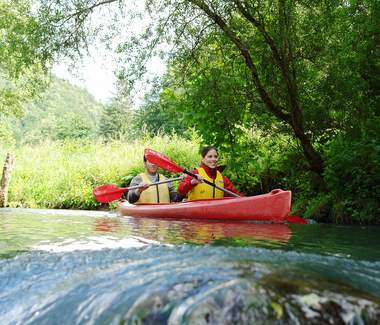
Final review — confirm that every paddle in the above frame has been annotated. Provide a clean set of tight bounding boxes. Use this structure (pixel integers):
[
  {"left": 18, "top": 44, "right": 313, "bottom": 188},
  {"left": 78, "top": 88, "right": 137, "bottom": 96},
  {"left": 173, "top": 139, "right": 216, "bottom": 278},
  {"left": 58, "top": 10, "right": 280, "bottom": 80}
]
[
  {"left": 286, "top": 215, "right": 308, "bottom": 224},
  {"left": 144, "top": 149, "right": 309, "bottom": 224},
  {"left": 93, "top": 177, "right": 182, "bottom": 203},
  {"left": 144, "top": 148, "right": 240, "bottom": 197}
]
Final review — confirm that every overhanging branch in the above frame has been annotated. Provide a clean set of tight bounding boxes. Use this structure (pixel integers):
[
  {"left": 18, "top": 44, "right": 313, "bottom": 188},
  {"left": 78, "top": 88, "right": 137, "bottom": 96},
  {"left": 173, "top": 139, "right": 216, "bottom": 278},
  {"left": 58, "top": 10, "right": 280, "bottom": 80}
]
[{"left": 188, "top": 0, "right": 291, "bottom": 124}]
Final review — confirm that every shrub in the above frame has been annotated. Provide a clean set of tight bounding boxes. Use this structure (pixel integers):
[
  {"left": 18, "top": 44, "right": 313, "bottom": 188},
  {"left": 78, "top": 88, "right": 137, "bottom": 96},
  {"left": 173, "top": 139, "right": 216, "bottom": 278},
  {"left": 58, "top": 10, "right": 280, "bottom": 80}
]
[
  {"left": 323, "top": 133, "right": 380, "bottom": 223},
  {"left": 2, "top": 135, "right": 200, "bottom": 209}
]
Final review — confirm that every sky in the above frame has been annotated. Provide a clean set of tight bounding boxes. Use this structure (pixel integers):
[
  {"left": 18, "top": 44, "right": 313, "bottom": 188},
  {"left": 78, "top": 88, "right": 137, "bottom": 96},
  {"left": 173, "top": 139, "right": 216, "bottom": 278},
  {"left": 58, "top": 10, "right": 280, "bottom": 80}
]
[
  {"left": 52, "top": 0, "right": 167, "bottom": 108},
  {"left": 52, "top": 52, "right": 166, "bottom": 108},
  {"left": 53, "top": 55, "right": 117, "bottom": 103}
]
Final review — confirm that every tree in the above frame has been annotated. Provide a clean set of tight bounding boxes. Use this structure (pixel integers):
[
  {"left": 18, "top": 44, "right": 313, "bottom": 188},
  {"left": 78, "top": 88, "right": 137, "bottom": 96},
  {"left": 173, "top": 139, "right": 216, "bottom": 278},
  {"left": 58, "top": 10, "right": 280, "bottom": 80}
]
[
  {"left": 34, "top": 0, "right": 379, "bottom": 180},
  {"left": 9, "top": 76, "right": 103, "bottom": 144},
  {"left": 99, "top": 81, "right": 132, "bottom": 140},
  {"left": 56, "top": 112, "right": 92, "bottom": 140},
  {"left": 99, "top": 101, "right": 131, "bottom": 140},
  {"left": 0, "top": 1, "right": 52, "bottom": 117},
  {"left": 132, "top": 77, "right": 189, "bottom": 137}
]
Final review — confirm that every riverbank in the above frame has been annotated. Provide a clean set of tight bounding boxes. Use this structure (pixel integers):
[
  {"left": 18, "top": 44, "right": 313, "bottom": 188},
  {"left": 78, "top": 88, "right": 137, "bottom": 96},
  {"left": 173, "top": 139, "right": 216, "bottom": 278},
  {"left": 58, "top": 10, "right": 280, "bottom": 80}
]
[
  {"left": 0, "top": 136, "right": 199, "bottom": 210},
  {"left": 1, "top": 135, "right": 379, "bottom": 224}
]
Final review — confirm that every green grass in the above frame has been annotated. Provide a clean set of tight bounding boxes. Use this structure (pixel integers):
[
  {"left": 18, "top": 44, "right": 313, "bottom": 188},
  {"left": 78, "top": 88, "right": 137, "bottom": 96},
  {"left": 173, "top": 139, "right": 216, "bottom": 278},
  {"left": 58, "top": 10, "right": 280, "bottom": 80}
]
[{"left": 0, "top": 135, "right": 200, "bottom": 209}]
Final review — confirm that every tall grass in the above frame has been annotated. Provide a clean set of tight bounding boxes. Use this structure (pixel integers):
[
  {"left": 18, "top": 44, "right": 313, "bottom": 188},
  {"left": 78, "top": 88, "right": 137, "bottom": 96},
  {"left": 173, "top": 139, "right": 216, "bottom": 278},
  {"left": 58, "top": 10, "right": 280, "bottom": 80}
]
[{"left": 0, "top": 135, "right": 200, "bottom": 209}]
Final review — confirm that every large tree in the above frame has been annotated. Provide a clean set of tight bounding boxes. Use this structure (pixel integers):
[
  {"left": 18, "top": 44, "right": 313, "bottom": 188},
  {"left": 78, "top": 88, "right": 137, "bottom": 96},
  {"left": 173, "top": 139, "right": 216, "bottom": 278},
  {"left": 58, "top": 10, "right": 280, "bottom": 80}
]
[{"left": 34, "top": 0, "right": 379, "bottom": 179}]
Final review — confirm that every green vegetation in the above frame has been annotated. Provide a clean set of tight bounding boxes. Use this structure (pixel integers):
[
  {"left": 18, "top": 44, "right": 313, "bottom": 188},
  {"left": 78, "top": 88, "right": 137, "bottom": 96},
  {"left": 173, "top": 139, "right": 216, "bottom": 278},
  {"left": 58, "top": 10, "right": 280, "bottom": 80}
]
[
  {"left": 0, "top": 136, "right": 199, "bottom": 209},
  {"left": 11, "top": 76, "right": 103, "bottom": 143},
  {"left": 0, "top": 0, "right": 53, "bottom": 117}
]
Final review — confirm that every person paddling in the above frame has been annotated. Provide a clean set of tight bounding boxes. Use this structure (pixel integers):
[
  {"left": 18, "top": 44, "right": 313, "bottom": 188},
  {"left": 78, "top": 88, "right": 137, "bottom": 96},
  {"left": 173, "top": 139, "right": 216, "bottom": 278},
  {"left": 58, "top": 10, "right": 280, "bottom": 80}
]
[
  {"left": 127, "top": 156, "right": 183, "bottom": 204},
  {"left": 178, "top": 146, "right": 241, "bottom": 200}
]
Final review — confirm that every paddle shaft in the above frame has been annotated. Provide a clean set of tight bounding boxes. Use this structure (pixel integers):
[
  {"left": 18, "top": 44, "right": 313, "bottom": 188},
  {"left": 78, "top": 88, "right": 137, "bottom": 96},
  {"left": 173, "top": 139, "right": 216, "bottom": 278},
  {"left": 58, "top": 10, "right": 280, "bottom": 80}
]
[
  {"left": 183, "top": 170, "right": 240, "bottom": 197},
  {"left": 100, "top": 177, "right": 183, "bottom": 196},
  {"left": 128, "top": 176, "right": 182, "bottom": 192},
  {"left": 143, "top": 148, "right": 240, "bottom": 198}
]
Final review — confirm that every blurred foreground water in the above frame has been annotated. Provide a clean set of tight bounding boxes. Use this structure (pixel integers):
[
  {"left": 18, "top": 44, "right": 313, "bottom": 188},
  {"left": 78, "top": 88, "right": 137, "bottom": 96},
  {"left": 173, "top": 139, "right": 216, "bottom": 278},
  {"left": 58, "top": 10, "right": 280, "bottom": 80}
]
[{"left": 1, "top": 208, "right": 379, "bottom": 324}]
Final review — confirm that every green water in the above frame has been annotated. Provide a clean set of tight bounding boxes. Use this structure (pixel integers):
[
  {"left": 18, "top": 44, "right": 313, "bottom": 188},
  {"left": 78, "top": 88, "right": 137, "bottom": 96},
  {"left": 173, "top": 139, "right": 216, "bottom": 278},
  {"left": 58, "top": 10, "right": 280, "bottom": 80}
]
[
  {"left": 1, "top": 208, "right": 379, "bottom": 260},
  {"left": 1, "top": 208, "right": 379, "bottom": 324}
]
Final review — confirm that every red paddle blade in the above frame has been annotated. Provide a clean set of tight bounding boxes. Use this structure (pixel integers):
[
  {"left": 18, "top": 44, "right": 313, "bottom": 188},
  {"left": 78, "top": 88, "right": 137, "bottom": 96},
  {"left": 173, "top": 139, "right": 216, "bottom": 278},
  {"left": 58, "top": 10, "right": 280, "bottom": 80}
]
[
  {"left": 144, "top": 148, "right": 184, "bottom": 173},
  {"left": 286, "top": 215, "right": 308, "bottom": 224},
  {"left": 93, "top": 184, "right": 128, "bottom": 203}
]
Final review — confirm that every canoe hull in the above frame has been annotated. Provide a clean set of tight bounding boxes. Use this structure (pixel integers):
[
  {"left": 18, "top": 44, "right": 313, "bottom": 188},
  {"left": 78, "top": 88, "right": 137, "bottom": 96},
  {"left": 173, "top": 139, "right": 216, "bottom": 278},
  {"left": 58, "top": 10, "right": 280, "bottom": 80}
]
[{"left": 117, "top": 189, "right": 291, "bottom": 222}]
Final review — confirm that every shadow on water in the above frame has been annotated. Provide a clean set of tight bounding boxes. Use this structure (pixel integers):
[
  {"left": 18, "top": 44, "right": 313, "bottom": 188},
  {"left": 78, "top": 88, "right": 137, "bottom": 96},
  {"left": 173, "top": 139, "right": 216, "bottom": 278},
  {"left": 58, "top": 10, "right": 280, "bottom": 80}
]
[{"left": 0, "top": 208, "right": 380, "bottom": 324}]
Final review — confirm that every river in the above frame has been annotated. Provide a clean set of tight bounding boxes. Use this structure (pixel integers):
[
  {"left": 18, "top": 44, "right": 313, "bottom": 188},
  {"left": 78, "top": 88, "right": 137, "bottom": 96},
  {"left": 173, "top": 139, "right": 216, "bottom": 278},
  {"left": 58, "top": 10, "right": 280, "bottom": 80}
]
[{"left": 1, "top": 208, "right": 379, "bottom": 324}]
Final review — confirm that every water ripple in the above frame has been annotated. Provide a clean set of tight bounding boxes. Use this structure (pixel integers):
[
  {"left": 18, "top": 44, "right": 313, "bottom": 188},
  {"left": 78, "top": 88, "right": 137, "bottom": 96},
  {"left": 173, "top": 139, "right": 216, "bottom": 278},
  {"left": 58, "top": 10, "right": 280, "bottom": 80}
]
[{"left": 0, "top": 246, "right": 379, "bottom": 324}]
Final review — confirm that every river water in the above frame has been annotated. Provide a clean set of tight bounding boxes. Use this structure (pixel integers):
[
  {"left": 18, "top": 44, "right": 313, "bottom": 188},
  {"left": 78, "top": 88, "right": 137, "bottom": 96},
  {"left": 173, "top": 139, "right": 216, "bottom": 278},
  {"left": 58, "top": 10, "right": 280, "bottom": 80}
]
[{"left": 0, "top": 208, "right": 379, "bottom": 324}]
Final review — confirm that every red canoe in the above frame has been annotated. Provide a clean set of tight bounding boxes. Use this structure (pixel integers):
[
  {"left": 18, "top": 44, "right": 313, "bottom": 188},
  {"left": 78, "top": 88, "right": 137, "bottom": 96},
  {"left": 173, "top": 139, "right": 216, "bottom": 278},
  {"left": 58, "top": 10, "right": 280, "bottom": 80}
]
[{"left": 117, "top": 189, "right": 291, "bottom": 222}]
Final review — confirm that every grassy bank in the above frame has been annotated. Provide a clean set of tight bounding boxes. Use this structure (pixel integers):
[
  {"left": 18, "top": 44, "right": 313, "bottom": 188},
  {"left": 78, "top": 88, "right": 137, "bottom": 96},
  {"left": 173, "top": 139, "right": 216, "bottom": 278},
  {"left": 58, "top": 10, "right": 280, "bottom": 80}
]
[
  {"left": 1, "top": 133, "right": 379, "bottom": 224},
  {"left": 0, "top": 135, "right": 200, "bottom": 209}
]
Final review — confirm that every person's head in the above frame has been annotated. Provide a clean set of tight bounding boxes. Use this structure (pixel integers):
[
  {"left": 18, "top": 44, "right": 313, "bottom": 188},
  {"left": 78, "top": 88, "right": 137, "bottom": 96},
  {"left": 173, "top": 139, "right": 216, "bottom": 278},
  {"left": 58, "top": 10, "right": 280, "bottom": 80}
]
[
  {"left": 143, "top": 156, "right": 158, "bottom": 175},
  {"left": 200, "top": 146, "right": 218, "bottom": 169}
]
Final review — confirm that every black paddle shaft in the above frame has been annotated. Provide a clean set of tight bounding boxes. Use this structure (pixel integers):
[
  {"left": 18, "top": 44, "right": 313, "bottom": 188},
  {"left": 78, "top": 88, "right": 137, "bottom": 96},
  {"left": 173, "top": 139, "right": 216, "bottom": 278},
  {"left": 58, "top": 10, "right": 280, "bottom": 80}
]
[{"left": 184, "top": 170, "right": 240, "bottom": 197}]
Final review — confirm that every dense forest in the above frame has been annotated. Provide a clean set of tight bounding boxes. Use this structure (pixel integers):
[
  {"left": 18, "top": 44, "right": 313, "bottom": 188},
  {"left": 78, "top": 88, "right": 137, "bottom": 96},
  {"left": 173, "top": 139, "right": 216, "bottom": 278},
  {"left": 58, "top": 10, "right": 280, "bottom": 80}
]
[{"left": 0, "top": 0, "right": 379, "bottom": 223}]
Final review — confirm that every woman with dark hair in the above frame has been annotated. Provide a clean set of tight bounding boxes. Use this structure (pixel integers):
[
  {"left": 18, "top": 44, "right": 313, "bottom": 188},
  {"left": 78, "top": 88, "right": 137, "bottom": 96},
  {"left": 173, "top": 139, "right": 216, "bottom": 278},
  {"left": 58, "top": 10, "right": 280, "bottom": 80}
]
[{"left": 178, "top": 146, "right": 241, "bottom": 200}]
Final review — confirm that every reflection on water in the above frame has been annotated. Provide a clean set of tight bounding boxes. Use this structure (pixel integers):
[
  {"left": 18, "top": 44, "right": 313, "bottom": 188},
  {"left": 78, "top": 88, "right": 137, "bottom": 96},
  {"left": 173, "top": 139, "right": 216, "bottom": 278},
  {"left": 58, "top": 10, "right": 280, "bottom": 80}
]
[
  {"left": 129, "top": 218, "right": 292, "bottom": 246},
  {"left": 0, "top": 209, "right": 292, "bottom": 255},
  {"left": 0, "top": 208, "right": 380, "bottom": 324}
]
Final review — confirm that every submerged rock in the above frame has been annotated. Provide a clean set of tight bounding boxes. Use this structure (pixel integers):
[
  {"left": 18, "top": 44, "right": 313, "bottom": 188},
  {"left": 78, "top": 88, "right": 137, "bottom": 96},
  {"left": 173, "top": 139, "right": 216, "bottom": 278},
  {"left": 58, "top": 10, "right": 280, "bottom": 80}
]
[{"left": 120, "top": 274, "right": 380, "bottom": 324}]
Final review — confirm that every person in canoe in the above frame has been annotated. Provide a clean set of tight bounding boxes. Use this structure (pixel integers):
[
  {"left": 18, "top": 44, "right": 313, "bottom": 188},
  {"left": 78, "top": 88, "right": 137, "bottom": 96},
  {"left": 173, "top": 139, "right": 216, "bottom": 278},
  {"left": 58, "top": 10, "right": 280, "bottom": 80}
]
[
  {"left": 127, "top": 156, "right": 183, "bottom": 204},
  {"left": 178, "top": 146, "right": 242, "bottom": 200}
]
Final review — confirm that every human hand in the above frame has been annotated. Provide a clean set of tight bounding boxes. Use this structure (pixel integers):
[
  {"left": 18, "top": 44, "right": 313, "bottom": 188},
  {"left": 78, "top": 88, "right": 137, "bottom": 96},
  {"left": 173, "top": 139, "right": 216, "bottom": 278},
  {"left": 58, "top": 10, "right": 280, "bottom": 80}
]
[
  {"left": 137, "top": 183, "right": 150, "bottom": 193},
  {"left": 190, "top": 174, "right": 203, "bottom": 185},
  {"left": 179, "top": 174, "right": 186, "bottom": 181}
]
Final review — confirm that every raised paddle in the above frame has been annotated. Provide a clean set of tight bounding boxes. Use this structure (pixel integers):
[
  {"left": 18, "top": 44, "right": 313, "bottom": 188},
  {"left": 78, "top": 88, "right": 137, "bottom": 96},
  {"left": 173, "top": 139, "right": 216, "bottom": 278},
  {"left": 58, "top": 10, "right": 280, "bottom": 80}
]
[
  {"left": 144, "top": 148, "right": 240, "bottom": 197},
  {"left": 93, "top": 177, "right": 182, "bottom": 203}
]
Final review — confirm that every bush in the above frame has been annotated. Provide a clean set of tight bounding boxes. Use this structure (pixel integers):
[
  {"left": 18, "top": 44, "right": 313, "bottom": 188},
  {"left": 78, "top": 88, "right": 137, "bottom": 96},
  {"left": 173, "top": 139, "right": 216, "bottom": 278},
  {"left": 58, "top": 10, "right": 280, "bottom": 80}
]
[
  {"left": 2, "top": 135, "right": 200, "bottom": 209},
  {"left": 323, "top": 133, "right": 380, "bottom": 224}
]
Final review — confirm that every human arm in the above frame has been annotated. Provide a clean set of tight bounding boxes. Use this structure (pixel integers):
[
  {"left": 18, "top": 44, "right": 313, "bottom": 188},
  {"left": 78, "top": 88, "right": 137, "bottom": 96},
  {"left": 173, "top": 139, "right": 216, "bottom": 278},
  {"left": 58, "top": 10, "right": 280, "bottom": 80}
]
[
  {"left": 126, "top": 175, "right": 149, "bottom": 203},
  {"left": 167, "top": 180, "right": 184, "bottom": 202},
  {"left": 177, "top": 169, "right": 202, "bottom": 196},
  {"left": 222, "top": 175, "right": 243, "bottom": 197}
]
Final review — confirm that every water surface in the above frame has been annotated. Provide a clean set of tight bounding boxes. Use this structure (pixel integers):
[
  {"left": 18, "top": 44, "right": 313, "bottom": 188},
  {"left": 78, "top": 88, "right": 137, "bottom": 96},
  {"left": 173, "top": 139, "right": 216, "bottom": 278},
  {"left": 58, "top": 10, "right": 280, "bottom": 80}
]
[{"left": 1, "top": 208, "right": 379, "bottom": 324}]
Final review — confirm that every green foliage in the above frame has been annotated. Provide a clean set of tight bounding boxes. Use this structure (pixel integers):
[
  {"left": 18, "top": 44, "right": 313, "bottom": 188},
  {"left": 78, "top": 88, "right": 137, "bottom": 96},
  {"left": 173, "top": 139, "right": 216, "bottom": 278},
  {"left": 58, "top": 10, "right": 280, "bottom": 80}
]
[
  {"left": 323, "top": 124, "right": 380, "bottom": 224},
  {"left": 0, "top": 1, "right": 50, "bottom": 78},
  {"left": 1, "top": 135, "right": 200, "bottom": 209},
  {"left": 11, "top": 76, "right": 103, "bottom": 143},
  {"left": 0, "top": 1, "right": 52, "bottom": 117},
  {"left": 296, "top": 0, "right": 380, "bottom": 140},
  {"left": 133, "top": 81, "right": 189, "bottom": 137},
  {"left": 0, "top": 117, "right": 15, "bottom": 145},
  {"left": 98, "top": 97, "right": 131, "bottom": 140},
  {"left": 56, "top": 112, "right": 93, "bottom": 140},
  {"left": 290, "top": 119, "right": 380, "bottom": 224},
  {"left": 99, "top": 103, "right": 128, "bottom": 140}
]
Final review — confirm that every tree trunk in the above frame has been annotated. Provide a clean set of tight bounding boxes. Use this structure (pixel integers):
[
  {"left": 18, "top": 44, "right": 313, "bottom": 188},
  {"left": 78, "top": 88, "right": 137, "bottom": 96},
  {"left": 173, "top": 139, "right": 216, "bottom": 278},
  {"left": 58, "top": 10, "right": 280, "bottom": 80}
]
[
  {"left": 191, "top": 0, "right": 325, "bottom": 176},
  {"left": 0, "top": 153, "right": 15, "bottom": 208}
]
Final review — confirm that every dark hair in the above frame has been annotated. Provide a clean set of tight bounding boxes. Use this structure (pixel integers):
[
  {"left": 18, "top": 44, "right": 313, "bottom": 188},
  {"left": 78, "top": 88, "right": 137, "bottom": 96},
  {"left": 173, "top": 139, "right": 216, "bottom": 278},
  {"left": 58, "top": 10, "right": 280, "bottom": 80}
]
[
  {"left": 200, "top": 146, "right": 218, "bottom": 158},
  {"left": 143, "top": 156, "right": 147, "bottom": 162}
]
